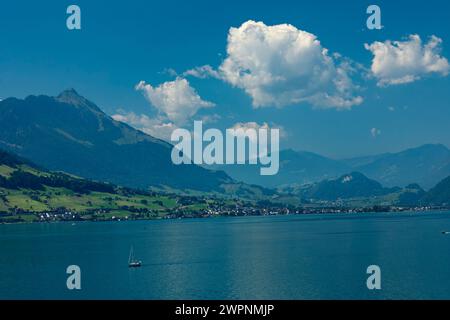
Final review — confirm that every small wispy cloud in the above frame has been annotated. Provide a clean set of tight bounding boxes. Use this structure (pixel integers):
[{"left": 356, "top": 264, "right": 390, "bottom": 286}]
[
  {"left": 371, "top": 127, "right": 381, "bottom": 138},
  {"left": 183, "top": 65, "right": 222, "bottom": 79}
]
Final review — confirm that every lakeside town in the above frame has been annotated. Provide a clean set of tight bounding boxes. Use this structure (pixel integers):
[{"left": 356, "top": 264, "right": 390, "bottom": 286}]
[{"left": 2, "top": 198, "right": 448, "bottom": 224}]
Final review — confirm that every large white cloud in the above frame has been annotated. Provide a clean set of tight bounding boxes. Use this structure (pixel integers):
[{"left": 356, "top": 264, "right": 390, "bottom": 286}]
[
  {"left": 217, "top": 20, "right": 362, "bottom": 109},
  {"left": 135, "top": 78, "right": 215, "bottom": 125},
  {"left": 365, "top": 35, "right": 449, "bottom": 86}
]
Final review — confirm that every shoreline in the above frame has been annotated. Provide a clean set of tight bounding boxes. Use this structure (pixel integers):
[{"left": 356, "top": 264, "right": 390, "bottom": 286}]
[{"left": 1, "top": 207, "right": 449, "bottom": 225}]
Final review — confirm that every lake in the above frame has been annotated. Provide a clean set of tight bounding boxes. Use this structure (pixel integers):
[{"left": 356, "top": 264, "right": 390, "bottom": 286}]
[{"left": 1, "top": 211, "right": 450, "bottom": 299}]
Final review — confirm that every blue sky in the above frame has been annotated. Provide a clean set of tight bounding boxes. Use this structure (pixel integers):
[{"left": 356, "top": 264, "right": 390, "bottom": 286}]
[{"left": 1, "top": 0, "right": 449, "bottom": 158}]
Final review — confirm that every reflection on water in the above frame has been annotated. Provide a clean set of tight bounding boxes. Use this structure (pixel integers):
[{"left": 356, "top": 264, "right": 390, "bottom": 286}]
[{"left": 1, "top": 211, "right": 450, "bottom": 299}]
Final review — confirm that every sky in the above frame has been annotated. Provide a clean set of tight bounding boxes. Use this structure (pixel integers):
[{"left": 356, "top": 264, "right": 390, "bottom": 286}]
[{"left": 1, "top": 0, "right": 449, "bottom": 158}]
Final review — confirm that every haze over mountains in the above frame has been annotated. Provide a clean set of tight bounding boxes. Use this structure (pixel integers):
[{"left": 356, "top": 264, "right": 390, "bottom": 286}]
[
  {"left": 0, "top": 89, "right": 449, "bottom": 198},
  {"left": 0, "top": 89, "right": 231, "bottom": 191},
  {"left": 217, "top": 144, "right": 450, "bottom": 190},
  {"left": 215, "top": 149, "right": 350, "bottom": 189},
  {"left": 299, "top": 171, "right": 450, "bottom": 206},
  {"left": 290, "top": 172, "right": 430, "bottom": 206}
]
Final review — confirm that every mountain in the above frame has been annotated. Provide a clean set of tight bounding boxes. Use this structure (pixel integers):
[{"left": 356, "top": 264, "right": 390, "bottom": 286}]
[
  {"left": 0, "top": 89, "right": 232, "bottom": 191},
  {"left": 284, "top": 172, "right": 428, "bottom": 206},
  {"left": 218, "top": 144, "right": 450, "bottom": 190},
  {"left": 298, "top": 172, "right": 396, "bottom": 201},
  {"left": 421, "top": 176, "right": 450, "bottom": 206},
  {"left": 397, "top": 184, "right": 426, "bottom": 206},
  {"left": 214, "top": 149, "right": 350, "bottom": 188},
  {"left": 2, "top": 90, "right": 448, "bottom": 193},
  {"left": 347, "top": 144, "right": 450, "bottom": 189}
]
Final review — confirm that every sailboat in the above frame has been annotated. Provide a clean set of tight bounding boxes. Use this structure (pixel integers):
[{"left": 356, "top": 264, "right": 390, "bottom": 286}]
[{"left": 128, "top": 246, "right": 142, "bottom": 268}]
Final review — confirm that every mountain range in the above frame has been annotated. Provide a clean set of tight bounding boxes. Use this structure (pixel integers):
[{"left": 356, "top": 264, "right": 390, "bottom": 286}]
[
  {"left": 216, "top": 144, "right": 450, "bottom": 190},
  {"left": 0, "top": 89, "right": 232, "bottom": 192},
  {"left": 213, "top": 149, "right": 350, "bottom": 189},
  {"left": 344, "top": 144, "right": 450, "bottom": 189},
  {"left": 280, "top": 171, "right": 449, "bottom": 206},
  {"left": 1, "top": 145, "right": 448, "bottom": 221},
  {"left": 0, "top": 89, "right": 449, "bottom": 200}
]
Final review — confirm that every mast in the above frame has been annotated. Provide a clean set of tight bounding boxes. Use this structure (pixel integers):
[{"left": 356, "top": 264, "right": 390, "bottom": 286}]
[{"left": 129, "top": 246, "right": 134, "bottom": 264}]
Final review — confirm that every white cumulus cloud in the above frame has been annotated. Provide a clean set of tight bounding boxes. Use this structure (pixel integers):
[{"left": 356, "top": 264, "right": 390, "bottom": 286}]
[
  {"left": 135, "top": 78, "right": 215, "bottom": 125},
  {"left": 365, "top": 34, "right": 450, "bottom": 86},
  {"left": 217, "top": 20, "right": 362, "bottom": 109}
]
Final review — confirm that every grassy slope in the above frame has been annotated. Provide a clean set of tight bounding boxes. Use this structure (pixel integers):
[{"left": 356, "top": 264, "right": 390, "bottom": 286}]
[{"left": 0, "top": 163, "right": 190, "bottom": 222}]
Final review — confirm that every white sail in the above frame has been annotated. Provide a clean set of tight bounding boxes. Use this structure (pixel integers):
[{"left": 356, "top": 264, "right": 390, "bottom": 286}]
[{"left": 128, "top": 246, "right": 134, "bottom": 264}]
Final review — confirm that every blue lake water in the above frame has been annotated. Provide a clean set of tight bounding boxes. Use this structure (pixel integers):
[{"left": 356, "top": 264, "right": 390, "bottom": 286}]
[{"left": 1, "top": 211, "right": 450, "bottom": 300}]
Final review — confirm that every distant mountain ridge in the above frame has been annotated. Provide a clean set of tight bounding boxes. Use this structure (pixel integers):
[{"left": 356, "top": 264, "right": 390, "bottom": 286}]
[
  {"left": 282, "top": 171, "right": 446, "bottom": 206},
  {"left": 214, "top": 149, "right": 350, "bottom": 188},
  {"left": 299, "top": 172, "right": 396, "bottom": 201},
  {"left": 217, "top": 144, "right": 450, "bottom": 190},
  {"left": 1, "top": 89, "right": 448, "bottom": 194},
  {"left": 0, "top": 146, "right": 448, "bottom": 215},
  {"left": 347, "top": 144, "right": 450, "bottom": 189},
  {"left": 0, "top": 89, "right": 232, "bottom": 191}
]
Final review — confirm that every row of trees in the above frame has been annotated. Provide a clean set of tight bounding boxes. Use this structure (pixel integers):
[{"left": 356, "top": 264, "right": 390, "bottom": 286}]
[{"left": 0, "top": 170, "right": 115, "bottom": 194}]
